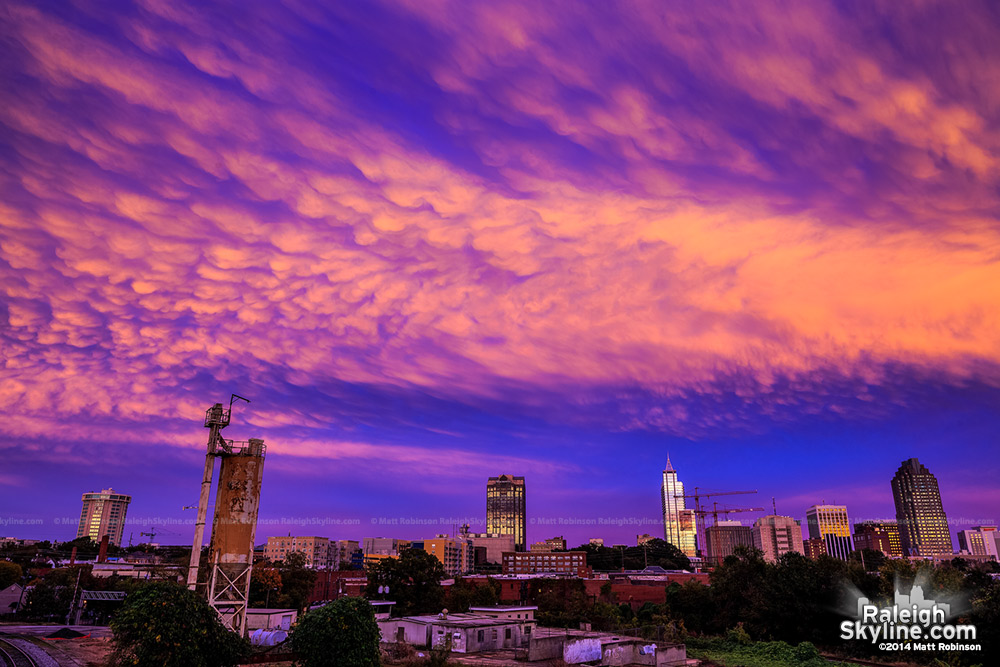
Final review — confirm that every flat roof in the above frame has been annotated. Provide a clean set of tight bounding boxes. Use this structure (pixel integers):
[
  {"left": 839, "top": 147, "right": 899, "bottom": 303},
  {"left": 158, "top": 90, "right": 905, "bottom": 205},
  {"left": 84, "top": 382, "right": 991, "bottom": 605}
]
[
  {"left": 468, "top": 605, "right": 537, "bottom": 612},
  {"left": 385, "top": 613, "right": 525, "bottom": 627},
  {"left": 246, "top": 608, "right": 297, "bottom": 614}
]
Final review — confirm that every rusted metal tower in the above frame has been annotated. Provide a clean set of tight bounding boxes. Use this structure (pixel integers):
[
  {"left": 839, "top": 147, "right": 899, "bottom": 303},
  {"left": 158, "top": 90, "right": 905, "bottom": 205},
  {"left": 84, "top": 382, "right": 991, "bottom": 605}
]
[{"left": 186, "top": 396, "right": 265, "bottom": 636}]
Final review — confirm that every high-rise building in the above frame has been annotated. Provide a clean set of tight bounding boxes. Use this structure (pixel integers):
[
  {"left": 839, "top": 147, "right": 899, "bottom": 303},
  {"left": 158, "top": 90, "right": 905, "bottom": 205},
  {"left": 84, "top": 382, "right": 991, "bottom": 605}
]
[
  {"left": 660, "top": 457, "right": 697, "bottom": 558},
  {"left": 705, "top": 521, "right": 753, "bottom": 566},
  {"left": 805, "top": 505, "right": 853, "bottom": 561},
  {"left": 853, "top": 521, "right": 903, "bottom": 558},
  {"left": 77, "top": 488, "right": 131, "bottom": 546},
  {"left": 487, "top": 475, "right": 526, "bottom": 552},
  {"left": 752, "top": 515, "right": 804, "bottom": 562},
  {"left": 957, "top": 526, "right": 998, "bottom": 559},
  {"left": 891, "top": 458, "right": 953, "bottom": 557}
]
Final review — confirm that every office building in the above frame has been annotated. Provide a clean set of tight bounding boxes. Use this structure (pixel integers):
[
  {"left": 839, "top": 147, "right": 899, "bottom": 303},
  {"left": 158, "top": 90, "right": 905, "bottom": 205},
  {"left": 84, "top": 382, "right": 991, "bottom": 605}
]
[
  {"left": 589, "top": 538, "right": 604, "bottom": 547},
  {"left": 853, "top": 521, "right": 903, "bottom": 558},
  {"left": 363, "top": 537, "right": 410, "bottom": 556},
  {"left": 660, "top": 457, "right": 697, "bottom": 558},
  {"left": 705, "top": 521, "right": 753, "bottom": 566},
  {"left": 957, "top": 526, "right": 998, "bottom": 559},
  {"left": 502, "top": 551, "right": 589, "bottom": 576},
  {"left": 464, "top": 532, "right": 516, "bottom": 564},
  {"left": 752, "top": 515, "right": 804, "bottom": 562},
  {"left": 636, "top": 533, "right": 655, "bottom": 546},
  {"left": 332, "top": 540, "right": 360, "bottom": 569},
  {"left": 418, "top": 535, "right": 475, "bottom": 576},
  {"left": 806, "top": 505, "right": 853, "bottom": 561},
  {"left": 487, "top": 475, "right": 526, "bottom": 552},
  {"left": 891, "top": 458, "right": 953, "bottom": 557},
  {"left": 77, "top": 488, "right": 131, "bottom": 546},
  {"left": 264, "top": 536, "right": 334, "bottom": 568},
  {"left": 803, "top": 537, "right": 826, "bottom": 559},
  {"left": 530, "top": 536, "right": 566, "bottom": 552}
]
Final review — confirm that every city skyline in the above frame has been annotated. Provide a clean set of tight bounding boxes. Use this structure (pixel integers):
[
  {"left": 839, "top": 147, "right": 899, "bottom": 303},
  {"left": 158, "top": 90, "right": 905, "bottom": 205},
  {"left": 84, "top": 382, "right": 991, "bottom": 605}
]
[{"left": 2, "top": 2, "right": 999, "bottom": 548}]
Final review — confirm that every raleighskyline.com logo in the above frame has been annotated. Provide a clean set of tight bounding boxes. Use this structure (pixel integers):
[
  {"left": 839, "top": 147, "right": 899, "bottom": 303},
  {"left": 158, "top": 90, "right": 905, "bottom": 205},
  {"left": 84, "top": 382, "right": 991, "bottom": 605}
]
[{"left": 841, "top": 583, "right": 979, "bottom": 652}]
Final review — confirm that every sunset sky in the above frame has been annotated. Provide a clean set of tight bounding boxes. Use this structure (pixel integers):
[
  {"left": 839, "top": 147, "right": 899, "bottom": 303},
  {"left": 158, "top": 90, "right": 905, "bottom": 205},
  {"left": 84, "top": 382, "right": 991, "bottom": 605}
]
[{"left": 2, "top": 1, "right": 999, "bottom": 548}]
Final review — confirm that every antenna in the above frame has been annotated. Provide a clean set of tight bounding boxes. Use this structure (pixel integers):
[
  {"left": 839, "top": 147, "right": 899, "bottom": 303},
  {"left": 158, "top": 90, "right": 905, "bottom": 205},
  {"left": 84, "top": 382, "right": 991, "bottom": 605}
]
[
  {"left": 230, "top": 393, "right": 250, "bottom": 413},
  {"left": 772, "top": 497, "right": 777, "bottom": 515}
]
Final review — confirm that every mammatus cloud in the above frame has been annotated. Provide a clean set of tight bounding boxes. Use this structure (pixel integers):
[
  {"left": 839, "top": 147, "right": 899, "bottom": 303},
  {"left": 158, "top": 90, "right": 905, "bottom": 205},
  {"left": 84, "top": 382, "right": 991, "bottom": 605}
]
[{"left": 1, "top": 0, "right": 999, "bottom": 472}]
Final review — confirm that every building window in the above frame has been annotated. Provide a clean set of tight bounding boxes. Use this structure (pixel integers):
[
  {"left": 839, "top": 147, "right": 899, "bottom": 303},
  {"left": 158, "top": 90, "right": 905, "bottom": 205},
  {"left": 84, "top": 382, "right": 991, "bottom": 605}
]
[
  {"left": 505, "top": 628, "right": 512, "bottom": 640},
  {"left": 478, "top": 630, "right": 484, "bottom": 642}
]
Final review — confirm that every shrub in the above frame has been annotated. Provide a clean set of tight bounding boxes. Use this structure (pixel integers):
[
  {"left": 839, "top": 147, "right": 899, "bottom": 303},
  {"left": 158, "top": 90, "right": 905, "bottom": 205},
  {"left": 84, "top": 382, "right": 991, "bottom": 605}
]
[
  {"left": 108, "top": 582, "right": 250, "bottom": 667},
  {"left": 288, "top": 596, "right": 381, "bottom": 667}
]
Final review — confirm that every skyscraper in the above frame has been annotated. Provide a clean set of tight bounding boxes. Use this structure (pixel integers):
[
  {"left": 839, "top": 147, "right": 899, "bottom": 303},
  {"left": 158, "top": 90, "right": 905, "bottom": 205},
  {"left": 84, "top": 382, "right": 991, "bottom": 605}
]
[
  {"left": 752, "top": 514, "right": 805, "bottom": 562},
  {"left": 705, "top": 521, "right": 753, "bottom": 566},
  {"left": 853, "top": 521, "right": 903, "bottom": 558},
  {"left": 805, "top": 504, "right": 853, "bottom": 561},
  {"left": 77, "top": 488, "right": 131, "bottom": 546},
  {"left": 891, "top": 458, "right": 953, "bottom": 557},
  {"left": 660, "top": 457, "right": 697, "bottom": 558},
  {"left": 486, "top": 475, "right": 526, "bottom": 552}
]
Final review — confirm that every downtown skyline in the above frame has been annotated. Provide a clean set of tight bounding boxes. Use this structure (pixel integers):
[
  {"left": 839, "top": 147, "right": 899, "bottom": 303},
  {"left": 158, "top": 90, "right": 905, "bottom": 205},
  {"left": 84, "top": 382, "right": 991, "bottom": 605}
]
[{"left": 2, "top": 1, "right": 999, "bottom": 549}]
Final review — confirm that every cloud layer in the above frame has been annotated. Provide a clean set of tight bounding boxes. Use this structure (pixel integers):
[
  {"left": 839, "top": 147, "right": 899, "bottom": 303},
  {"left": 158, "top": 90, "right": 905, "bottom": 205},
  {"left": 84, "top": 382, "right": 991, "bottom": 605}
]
[{"left": 2, "top": 0, "right": 998, "bottom": 540}]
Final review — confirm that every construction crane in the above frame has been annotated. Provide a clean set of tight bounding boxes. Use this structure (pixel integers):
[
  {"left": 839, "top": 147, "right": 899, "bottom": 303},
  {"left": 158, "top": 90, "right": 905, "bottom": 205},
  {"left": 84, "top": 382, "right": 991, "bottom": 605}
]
[
  {"left": 140, "top": 527, "right": 158, "bottom": 543},
  {"left": 674, "top": 487, "right": 758, "bottom": 558},
  {"left": 698, "top": 502, "right": 766, "bottom": 527}
]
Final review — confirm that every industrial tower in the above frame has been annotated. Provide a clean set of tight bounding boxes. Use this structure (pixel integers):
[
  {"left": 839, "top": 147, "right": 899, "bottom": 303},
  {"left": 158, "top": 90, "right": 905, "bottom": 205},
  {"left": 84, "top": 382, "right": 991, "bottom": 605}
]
[{"left": 186, "top": 397, "right": 265, "bottom": 636}]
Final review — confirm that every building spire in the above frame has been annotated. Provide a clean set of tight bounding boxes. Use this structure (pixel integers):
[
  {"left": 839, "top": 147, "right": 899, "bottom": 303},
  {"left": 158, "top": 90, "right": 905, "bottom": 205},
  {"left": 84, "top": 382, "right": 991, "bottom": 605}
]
[{"left": 665, "top": 453, "right": 674, "bottom": 472}]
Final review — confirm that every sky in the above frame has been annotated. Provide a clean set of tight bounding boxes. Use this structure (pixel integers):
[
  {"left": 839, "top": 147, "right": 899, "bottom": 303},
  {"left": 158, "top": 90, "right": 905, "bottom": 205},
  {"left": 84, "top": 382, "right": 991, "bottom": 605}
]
[{"left": 2, "top": 0, "right": 999, "bottom": 550}]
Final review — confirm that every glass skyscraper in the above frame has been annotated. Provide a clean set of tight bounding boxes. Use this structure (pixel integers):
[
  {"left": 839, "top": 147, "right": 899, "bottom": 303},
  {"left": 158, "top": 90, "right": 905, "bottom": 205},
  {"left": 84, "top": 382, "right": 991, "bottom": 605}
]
[
  {"left": 891, "top": 458, "right": 953, "bottom": 557},
  {"left": 660, "top": 457, "right": 697, "bottom": 558},
  {"left": 77, "top": 487, "right": 131, "bottom": 546},
  {"left": 486, "top": 474, "right": 526, "bottom": 551}
]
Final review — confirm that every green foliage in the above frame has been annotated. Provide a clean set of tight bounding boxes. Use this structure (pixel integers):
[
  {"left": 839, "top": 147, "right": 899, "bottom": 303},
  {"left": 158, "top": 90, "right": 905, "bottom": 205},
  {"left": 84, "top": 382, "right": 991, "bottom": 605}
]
[
  {"left": 365, "top": 549, "right": 446, "bottom": 616},
  {"left": 686, "top": 635, "right": 851, "bottom": 667},
  {"left": 277, "top": 551, "right": 318, "bottom": 611},
  {"left": 289, "top": 596, "right": 381, "bottom": 667},
  {"left": 446, "top": 576, "right": 500, "bottom": 612},
  {"left": 568, "top": 538, "right": 690, "bottom": 571},
  {"left": 0, "top": 560, "right": 23, "bottom": 589},
  {"left": 108, "top": 581, "right": 250, "bottom": 667}
]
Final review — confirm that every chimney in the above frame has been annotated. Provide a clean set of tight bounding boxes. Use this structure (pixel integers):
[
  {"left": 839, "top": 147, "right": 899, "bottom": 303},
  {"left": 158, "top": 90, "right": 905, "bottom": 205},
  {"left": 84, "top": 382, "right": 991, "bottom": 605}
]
[
  {"left": 70, "top": 546, "right": 77, "bottom": 566},
  {"left": 98, "top": 535, "right": 110, "bottom": 563}
]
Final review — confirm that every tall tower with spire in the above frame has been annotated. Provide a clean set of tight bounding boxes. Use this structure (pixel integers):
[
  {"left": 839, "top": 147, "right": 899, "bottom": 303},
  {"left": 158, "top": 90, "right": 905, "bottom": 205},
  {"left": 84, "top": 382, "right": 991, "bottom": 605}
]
[{"left": 660, "top": 456, "right": 697, "bottom": 558}]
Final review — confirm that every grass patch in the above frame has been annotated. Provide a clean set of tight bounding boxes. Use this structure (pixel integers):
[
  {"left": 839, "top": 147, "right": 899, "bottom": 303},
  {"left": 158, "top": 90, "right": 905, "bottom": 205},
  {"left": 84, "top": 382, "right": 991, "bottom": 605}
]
[{"left": 685, "top": 635, "right": 858, "bottom": 667}]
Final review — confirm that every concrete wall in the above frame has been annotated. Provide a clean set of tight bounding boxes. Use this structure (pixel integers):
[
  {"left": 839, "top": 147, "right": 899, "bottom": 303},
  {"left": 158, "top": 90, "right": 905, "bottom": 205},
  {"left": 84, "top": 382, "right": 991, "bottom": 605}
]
[{"left": 564, "top": 638, "right": 602, "bottom": 663}]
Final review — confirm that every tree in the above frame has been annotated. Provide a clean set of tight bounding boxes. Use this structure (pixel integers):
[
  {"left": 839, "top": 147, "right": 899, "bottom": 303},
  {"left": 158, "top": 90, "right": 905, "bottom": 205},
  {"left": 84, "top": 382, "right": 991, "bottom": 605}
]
[
  {"left": 0, "top": 561, "right": 22, "bottom": 589},
  {"left": 278, "top": 551, "right": 317, "bottom": 612},
  {"left": 108, "top": 582, "right": 250, "bottom": 667},
  {"left": 250, "top": 567, "right": 282, "bottom": 608},
  {"left": 288, "top": 596, "right": 381, "bottom": 667},
  {"left": 366, "top": 549, "right": 446, "bottom": 616}
]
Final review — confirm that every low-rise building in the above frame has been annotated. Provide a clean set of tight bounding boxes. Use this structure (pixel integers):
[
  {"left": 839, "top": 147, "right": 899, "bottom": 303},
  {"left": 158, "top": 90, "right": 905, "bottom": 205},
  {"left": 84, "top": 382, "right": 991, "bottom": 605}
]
[
  {"left": 379, "top": 612, "right": 531, "bottom": 652},
  {"left": 264, "top": 536, "right": 334, "bottom": 569},
  {"left": 246, "top": 608, "right": 296, "bottom": 631},
  {"left": 530, "top": 537, "right": 566, "bottom": 552},
  {"left": 464, "top": 533, "right": 516, "bottom": 565},
  {"left": 502, "top": 551, "right": 590, "bottom": 576}
]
